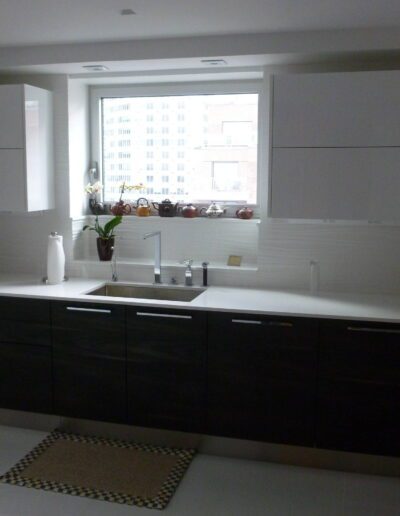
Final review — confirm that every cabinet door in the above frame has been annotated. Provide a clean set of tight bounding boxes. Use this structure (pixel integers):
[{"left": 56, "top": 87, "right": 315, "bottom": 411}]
[
  {"left": 0, "top": 85, "right": 25, "bottom": 148},
  {"left": 127, "top": 307, "right": 207, "bottom": 433},
  {"left": 317, "top": 320, "right": 400, "bottom": 457},
  {"left": 271, "top": 147, "right": 400, "bottom": 221},
  {"left": 273, "top": 71, "right": 400, "bottom": 147},
  {"left": 0, "top": 298, "right": 52, "bottom": 413},
  {"left": 208, "top": 312, "right": 318, "bottom": 445},
  {"left": 0, "top": 342, "right": 52, "bottom": 413},
  {"left": 52, "top": 302, "right": 126, "bottom": 423}
]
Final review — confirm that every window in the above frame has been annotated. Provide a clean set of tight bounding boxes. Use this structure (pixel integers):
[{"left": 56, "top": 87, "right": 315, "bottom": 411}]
[{"left": 94, "top": 86, "right": 259, "bottom": 203}]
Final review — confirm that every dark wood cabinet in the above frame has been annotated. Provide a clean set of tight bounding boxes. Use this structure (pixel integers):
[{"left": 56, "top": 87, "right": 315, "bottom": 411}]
[
  {"left": 126, "top": 307, "right": 207, "bottom": 433},
  {"left": 207, "top": 312, "right": 318, "bottom": 446},
  {"left": 2, "top": 292, "right": 400, "bottom": 459},
  {"left": 52, "top": 302, "right": 126, "bottom": 423},
  {"left": 317, "top": 319, "right": 400, "bottom": 456},
  {"left": 0, "top": 298, "right": 52, "bottom": 413}
]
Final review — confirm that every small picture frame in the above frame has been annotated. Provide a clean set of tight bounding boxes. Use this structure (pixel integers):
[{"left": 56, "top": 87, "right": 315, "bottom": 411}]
[{"left": 227, "top": 255, "right": 242, "bottom": 267}]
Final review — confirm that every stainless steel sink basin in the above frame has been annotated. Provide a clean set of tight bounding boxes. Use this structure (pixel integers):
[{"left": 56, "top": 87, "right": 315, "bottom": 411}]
[{"left": 86, "top": 283, "right": 206, "bottom": 302}]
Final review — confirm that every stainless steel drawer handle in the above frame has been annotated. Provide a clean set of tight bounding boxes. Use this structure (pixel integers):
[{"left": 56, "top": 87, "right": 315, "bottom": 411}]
[
  {"left": 347, "top": 326, "right": 400, "bottom": 334},
  {"left": 136, "top": 312, "right": 192, "bottom": 320},
  {"left": 66, "top": 306, "right": 112, "bottom": 314},
  {"left": 232, "top": 319, "right": 262, "bottom": 325}
]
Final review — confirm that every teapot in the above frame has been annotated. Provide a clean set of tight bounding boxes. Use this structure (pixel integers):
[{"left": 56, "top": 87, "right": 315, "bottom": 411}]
[
  {"left": 200, "top": 201, "right": 225, "bottom": 218},
  {"left": 236, "top": 206, "right": 254, "bottom": 220},
  {"left": 152, "top": 198, "right": 179, "bottom": 217},
  {"left": 110, "top": 200, "right": 131, "bottom": 216},
  {"left": 180, "top": 203, "right": 198, "bottom": 218},
  {"left": 134, "top": 197, "right": 152, "bottom": 217}
]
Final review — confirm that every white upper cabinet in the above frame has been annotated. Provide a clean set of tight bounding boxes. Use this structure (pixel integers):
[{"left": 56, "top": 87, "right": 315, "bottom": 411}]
[
  {"left": 0, "top": 85, "right": 25, "bottom": 148},
  {"left": 0, "top": 84, "right": 54, "bottom": 212},
  {"left": 271, "top": 147, "right": 400, "bottom": 221},
  {"left": 272, "top": 71, "right": 400, "bottom": 148}
]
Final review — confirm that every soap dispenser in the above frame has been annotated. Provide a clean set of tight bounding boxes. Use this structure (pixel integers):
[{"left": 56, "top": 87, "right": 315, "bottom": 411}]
[{"left": 47, "top": 232, "right": 65, "bottom": 285}]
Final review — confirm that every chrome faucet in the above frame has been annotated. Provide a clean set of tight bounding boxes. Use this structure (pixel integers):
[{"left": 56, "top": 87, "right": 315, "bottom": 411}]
[
  {"left": 143, "top": 231, "right": 162, "bottom": 284},
  {"left": 182, "top": 259, "right": 193, "bottom": 286}
]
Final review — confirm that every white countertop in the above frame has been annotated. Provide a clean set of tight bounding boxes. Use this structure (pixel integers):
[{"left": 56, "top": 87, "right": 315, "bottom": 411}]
[{"left": 0, "top": 274, "right": 400, "bottom": 323}]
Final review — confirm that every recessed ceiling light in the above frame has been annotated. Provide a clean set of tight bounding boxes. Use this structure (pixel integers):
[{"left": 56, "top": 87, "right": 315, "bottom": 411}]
[
  {"left": 121, "top": 8, "right": 136, "bottom": 15},
  {"left": 82, "top": 65, "right": 109, "bottom": 72},
  {"left": 201, "top": 59, "right": 228, "bottom": 66}
]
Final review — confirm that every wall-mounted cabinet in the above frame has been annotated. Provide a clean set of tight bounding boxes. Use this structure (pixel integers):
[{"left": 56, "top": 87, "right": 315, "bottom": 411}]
[
  {"left": 272, "top": 71, "right": 400, "bottom": 148},
  {"left": 0, "top": 84, "right": 53, "bottom": 212},
  {"left": 270, "top": 71, "right": 400, "bottom": 221},
  {"left": 271, "top": 147, "right": 400, "bottom": 220}
]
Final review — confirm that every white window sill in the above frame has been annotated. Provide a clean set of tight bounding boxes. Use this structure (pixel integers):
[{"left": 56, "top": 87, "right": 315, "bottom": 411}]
[{"left": 71, "top": 258, "right": 258, "bottom": 273}]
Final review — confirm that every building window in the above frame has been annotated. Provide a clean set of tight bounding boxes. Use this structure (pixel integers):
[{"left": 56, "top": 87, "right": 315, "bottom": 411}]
[{"left": 96, "top": 88, "right": 259, "bottom": 203}]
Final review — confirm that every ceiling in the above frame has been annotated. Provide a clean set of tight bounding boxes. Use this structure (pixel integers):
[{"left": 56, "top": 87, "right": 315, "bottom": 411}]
[{"left": 0, "top": 0, "right": 400, "bottom": 47}]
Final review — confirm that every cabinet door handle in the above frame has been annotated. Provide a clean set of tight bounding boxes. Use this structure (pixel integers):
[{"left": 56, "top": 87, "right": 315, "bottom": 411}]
[
  {"left": 268, "top": 321, "right": 293, "bottom": 327},
  {"left": 136, "top": 312, "right": 192, "bottom": 320},
  {"left": 347, "top": 326, "right": 400, "bottom": 334},
  {"left": 232, "top": 319, "right": 262, "bottom": 325},
  {"left": 232, "top": 319, "right": 293, "bottom": 327},
  {"left": 66, "top": 306, "right": 112, "bottom": 314}
]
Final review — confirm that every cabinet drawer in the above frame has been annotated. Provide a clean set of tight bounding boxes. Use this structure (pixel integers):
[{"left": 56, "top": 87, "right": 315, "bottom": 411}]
[
  {"left": 319, "top": 319, "right": 400, "bottom": 384},
  {"left": 51, "top": 301, "right": 125, "bottom": 358}
]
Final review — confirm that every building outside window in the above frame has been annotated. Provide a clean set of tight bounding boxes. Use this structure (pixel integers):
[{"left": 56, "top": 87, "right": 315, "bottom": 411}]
[{"left": 96, "top": 87, "right": 259, "bottom": 204}]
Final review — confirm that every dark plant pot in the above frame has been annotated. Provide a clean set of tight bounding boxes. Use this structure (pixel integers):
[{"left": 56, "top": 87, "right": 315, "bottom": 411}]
[{"left": 96, "top": 237, "right": 114, "bottom": 261}]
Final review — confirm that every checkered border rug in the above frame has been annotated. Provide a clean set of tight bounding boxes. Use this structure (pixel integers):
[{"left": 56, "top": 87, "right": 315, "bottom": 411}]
[{"left": 0, "top": 429, "right": 196, "bottom": 510}]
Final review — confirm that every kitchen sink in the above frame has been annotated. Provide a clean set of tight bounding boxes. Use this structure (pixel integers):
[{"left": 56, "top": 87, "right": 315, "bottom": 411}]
[{"left": 85, "top": 283, "right": 206, "bottom": 302}]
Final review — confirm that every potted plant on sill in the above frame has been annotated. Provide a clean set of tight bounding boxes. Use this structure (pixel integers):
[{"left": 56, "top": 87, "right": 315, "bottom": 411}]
[{"left": 83, "top": 215, "right": 122, "bottom": 261}]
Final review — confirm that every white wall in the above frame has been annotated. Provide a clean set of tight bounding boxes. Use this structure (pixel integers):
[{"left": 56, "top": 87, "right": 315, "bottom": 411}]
[
  {"left": 0, "top": 74, "right": 71, "bottom": 277},
  {"left": 1, "top": 64, "right": 400, "bottom": 294},
  {"left": 68, "top": 80, "right": 90, "bottom": 218}
]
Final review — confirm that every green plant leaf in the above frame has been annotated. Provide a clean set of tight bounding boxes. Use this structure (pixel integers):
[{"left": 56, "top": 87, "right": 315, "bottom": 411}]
[
  {"left": 82, "top": 215, "right": 122, "bottom": 239},
  {"left": 103, "top": 215, "right": 123, "bottom": 238}
]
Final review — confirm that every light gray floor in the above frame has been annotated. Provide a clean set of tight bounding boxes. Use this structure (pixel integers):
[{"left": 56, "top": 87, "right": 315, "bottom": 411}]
[{"left": 0, "top": 425, "right": 399, "bottom": 516}]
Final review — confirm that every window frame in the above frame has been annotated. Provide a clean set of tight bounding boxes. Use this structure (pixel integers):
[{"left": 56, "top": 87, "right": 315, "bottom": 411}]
[{"left": 90, "top": 79, "right": 263, "bottom": 208}]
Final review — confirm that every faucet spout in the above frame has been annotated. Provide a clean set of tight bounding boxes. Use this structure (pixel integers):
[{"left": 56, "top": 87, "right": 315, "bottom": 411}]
[{"left": 143, "top": 231, "right": 162, "bottom": 284}]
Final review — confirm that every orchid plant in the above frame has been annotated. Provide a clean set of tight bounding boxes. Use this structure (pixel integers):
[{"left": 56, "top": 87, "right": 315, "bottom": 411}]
[
  {"left": 118, "top": 181, "right": 145, "bottom": 202},
  {"left": 83, "top": 215, "right": 122, "bottom": 241},
  {"left": 84, "top": 181, "right": 103, "bottom": 197}
]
